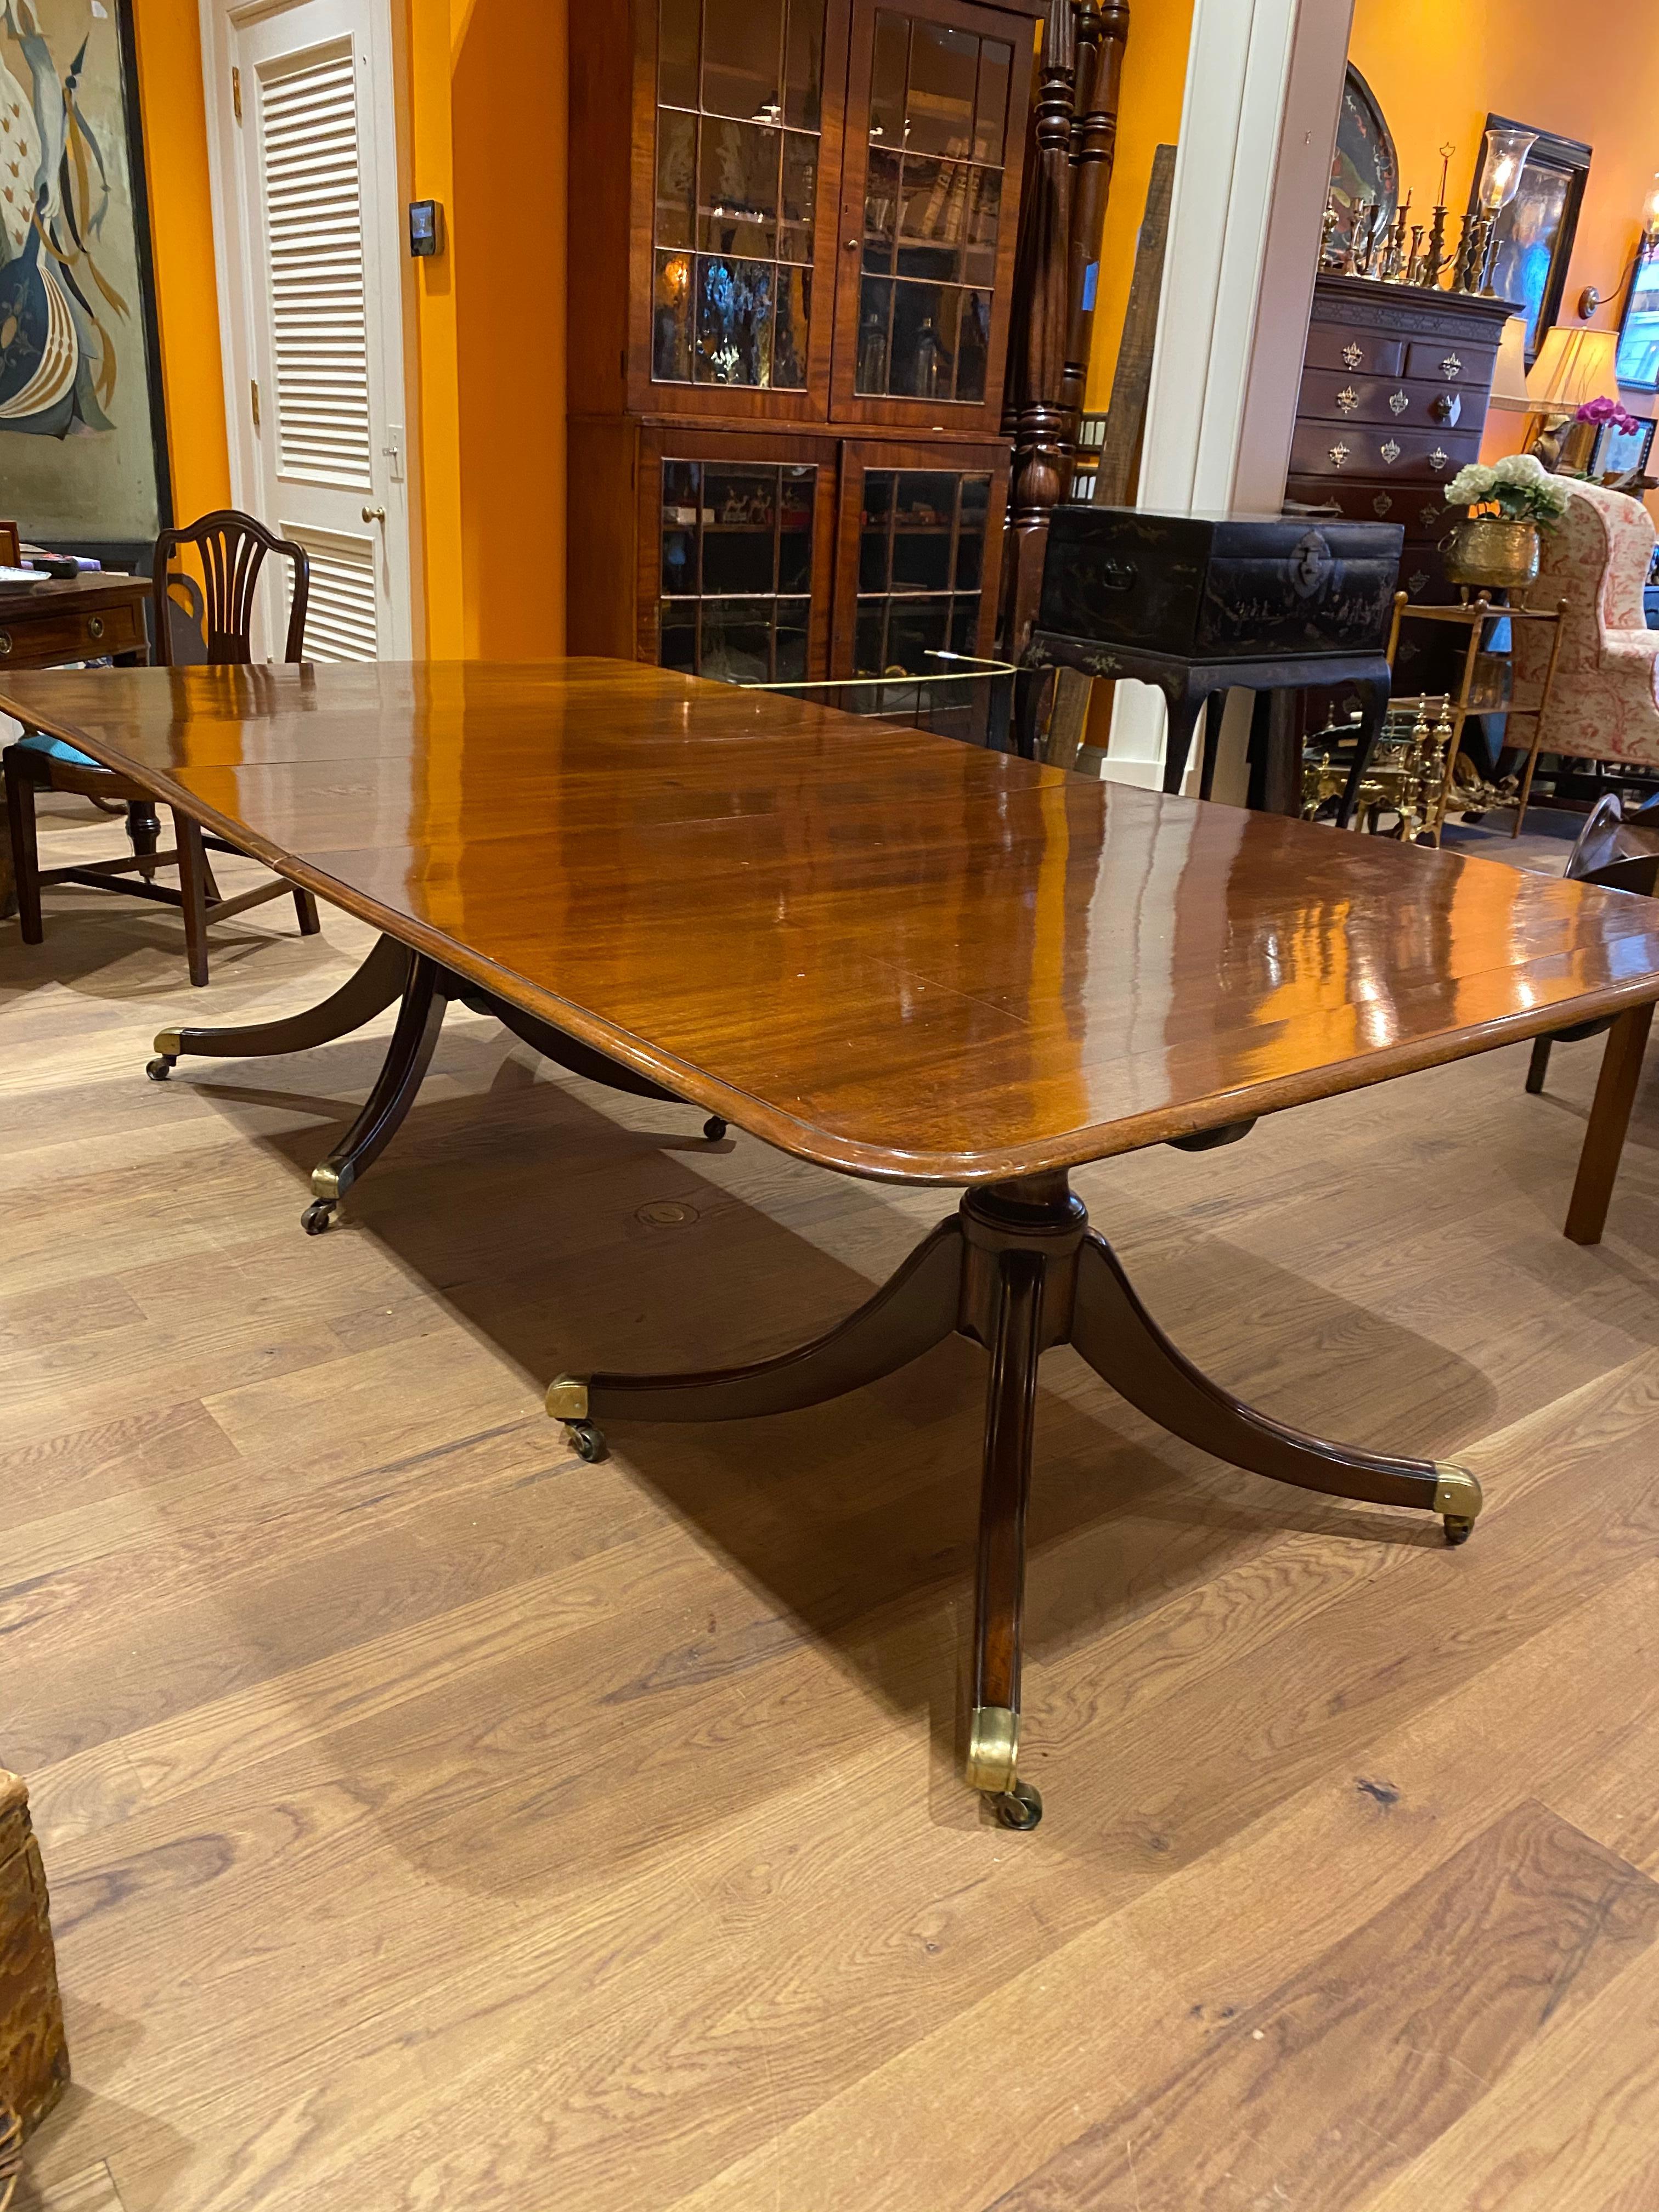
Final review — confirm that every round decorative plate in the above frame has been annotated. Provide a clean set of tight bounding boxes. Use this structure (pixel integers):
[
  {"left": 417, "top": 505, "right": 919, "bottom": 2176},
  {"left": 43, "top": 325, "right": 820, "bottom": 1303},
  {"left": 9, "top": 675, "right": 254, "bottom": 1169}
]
[{"left": 1328, "top": 66, "right": 1399, "bottom": 258}]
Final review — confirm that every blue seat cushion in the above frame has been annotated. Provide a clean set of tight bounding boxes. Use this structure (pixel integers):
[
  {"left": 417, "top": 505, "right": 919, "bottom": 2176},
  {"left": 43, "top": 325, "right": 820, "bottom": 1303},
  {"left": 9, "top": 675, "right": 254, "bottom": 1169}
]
[{"left": 15, "top": 730, "right": 99, "bottom": 768}]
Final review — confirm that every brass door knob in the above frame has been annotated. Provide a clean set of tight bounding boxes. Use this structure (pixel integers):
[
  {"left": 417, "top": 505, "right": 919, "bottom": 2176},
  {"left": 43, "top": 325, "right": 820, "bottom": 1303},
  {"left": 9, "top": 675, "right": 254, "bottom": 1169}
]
[{"left": 363, "top": 505, "right": 387, "bottom": 523}]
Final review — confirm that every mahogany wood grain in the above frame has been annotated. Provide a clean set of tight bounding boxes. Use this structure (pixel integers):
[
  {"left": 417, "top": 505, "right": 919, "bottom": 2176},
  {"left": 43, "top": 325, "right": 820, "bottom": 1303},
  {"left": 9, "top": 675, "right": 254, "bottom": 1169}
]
[{"left": 4, "top": 658, "right": 1659, "bottom": 1188}]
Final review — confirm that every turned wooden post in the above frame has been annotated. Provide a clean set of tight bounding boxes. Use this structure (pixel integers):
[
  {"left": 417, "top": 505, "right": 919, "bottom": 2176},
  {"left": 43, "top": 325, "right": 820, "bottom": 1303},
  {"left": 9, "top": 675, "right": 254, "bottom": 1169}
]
[
  {"left": 998, "top": 0, "right": 1077, "bottom": 667},
  {"left": 1062, "top": 0, "right": 1130, "bottom": 426}
]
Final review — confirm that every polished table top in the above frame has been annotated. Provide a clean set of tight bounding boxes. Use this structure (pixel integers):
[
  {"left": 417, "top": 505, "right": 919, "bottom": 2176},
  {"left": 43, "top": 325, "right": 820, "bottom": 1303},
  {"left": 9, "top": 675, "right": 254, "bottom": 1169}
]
[{"left": 5, "top": 657, "right": 1659, "bottom": 1184}]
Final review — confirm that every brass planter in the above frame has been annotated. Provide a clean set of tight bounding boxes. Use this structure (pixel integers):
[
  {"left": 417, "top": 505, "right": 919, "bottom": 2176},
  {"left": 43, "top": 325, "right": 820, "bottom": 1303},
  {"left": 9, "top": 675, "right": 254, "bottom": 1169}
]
[{"left": 1444, "top": 516, "right": 1540, "bottom": 590}]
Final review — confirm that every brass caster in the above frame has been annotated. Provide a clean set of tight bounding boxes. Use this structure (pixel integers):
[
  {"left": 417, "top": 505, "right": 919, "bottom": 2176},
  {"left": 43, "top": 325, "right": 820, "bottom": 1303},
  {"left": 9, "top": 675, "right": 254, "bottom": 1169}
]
[
  {"left": 966, "top": 1704, "right": 1019, "bottom": 1795},
  {"left": 992, "top": 1780, "right": 1043, "bottom": 1831},
  {"left": 568, "top": 1421, "right": 608, "bottom": 1464},
  {"left": 703, "top": 1115, "right": 728, "bottom": 1142},
  {"left": 146, "top": 1055, "right": 176, "bottom": 1082},
  {"left": 1434, "top": 1464, "right": 1482, "bottom": 1548},
  {"left": 301, "top": 1200, "right": 335, "bottom": 1237}
]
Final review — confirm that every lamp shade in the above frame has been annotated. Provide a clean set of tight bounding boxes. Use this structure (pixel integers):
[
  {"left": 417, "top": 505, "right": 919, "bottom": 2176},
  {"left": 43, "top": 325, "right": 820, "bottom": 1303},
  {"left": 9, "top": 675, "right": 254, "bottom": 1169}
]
[
  {"left": 1486, "top": 314, "right": 1532, "bottom": 410},
  {"left": 1527, "top": 325, "right": 1620, "bottom": 411}
]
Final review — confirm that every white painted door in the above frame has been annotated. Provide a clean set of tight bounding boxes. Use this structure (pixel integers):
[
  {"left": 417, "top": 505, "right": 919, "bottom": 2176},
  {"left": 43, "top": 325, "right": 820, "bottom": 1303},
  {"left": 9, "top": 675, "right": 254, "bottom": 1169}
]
[{"left": 207, "top": 0, "right": 412, "bottom": 660}]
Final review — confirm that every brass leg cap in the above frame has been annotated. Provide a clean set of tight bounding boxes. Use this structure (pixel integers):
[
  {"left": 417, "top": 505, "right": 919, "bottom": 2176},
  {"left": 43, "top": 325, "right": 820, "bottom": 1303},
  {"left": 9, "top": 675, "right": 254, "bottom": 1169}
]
[
  {"left": 966, "top": 1704, "right": 1019, "bottom": 1795},
  {"left": 546, "top": 1375, "right": 590, "bottom": 1421},
  {"left": 153, "top": 1027, "right": 183, "bottom": 1056},
  {"left": 1433, "top": 1464, "right": 1483, "bottom": 1522}
]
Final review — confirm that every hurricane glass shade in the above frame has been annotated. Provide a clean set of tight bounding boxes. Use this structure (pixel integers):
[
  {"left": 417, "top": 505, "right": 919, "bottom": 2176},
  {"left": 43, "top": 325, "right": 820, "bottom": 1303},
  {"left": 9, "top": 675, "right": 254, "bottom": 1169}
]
[
  {"left": 1478, "top": 126, "right": 1538, "bottom": 213},
  {"left": 1527, "top": 325, "right": 1621, "bottom": 415},
  {"left": 1486, "top": 315, "right": 1532, "bottom": 412}
]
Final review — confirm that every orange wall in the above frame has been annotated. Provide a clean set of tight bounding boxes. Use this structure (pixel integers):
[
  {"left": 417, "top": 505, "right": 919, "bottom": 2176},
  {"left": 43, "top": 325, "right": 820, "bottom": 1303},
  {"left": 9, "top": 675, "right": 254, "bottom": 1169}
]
[
  {"left": 131, "top": 2, "right": 233, "bottom": 527},
  {"left": 407, "top": 0, "right": 567, "bottom": 658},
  {"left": 1084, "top": 0, "right": 1195, "bottom": 411},
  {"left": 1348, "top": 0, "right": 1658, "bottom": 391},
  {"left": 130, "top": 0, "right": 565, "bottom": 656}
]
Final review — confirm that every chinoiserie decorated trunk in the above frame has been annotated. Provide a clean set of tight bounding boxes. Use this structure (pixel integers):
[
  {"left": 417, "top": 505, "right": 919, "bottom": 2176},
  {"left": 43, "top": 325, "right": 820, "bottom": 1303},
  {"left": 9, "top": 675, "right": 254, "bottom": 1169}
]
[{"left": 1038, "top": 506, "right": 1405, "bottom": 659}]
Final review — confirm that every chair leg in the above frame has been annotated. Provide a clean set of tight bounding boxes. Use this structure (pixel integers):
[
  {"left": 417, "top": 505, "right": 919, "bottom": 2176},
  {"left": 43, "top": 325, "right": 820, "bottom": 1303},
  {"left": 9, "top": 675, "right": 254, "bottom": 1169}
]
[
  {"left": 173, "top": 810, "right": 211, "bottom": 988},
  {"left": 1526, "top": 1036, "right": 1554, "bottom": 1095},
  {"left": 4, "top": 749, "right": 44, "bottom": 944},
  {"left": 1566, "top": 1002, "right": 1656, "bottom": 1247},
  {"left": 127, "top": 800, "right": 162, "bottom": 883},
  {"left": 294, "top": 888, "right": 322, "bottom": 936}
]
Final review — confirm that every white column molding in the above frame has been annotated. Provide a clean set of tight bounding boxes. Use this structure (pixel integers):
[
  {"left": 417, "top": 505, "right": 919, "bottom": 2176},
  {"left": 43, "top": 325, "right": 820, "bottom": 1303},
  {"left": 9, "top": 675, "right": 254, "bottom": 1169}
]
[{"left": 1101, "top": 0, "right": 1355, "bottom": 793}]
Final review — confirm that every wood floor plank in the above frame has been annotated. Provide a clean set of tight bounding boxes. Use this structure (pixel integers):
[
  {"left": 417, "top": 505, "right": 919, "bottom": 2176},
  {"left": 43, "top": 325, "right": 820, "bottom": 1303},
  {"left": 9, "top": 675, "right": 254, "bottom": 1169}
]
[
  {"left": 665, "top": 1558, "right": 1659, "bottom": 2212},
  {"left": 988, "top": 1801, "right": 1659, "bottom": 2212},
  {"left": 1360, "top": 1938, "right": 1659, "bottom": 2212}
]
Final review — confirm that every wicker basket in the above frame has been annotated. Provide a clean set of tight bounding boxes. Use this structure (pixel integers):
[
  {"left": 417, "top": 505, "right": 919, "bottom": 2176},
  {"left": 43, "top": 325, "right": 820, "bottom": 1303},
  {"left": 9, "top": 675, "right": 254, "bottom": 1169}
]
[{"left": 1, "top": 1771, "right": 67, "bottom": 2175}]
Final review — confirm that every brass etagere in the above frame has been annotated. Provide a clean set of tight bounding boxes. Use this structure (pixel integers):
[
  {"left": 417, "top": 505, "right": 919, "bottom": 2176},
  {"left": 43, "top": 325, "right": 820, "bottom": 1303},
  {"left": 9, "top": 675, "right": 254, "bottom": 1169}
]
[{"left": 1384, "top": 588, "right": 1568, "bottom": 840}]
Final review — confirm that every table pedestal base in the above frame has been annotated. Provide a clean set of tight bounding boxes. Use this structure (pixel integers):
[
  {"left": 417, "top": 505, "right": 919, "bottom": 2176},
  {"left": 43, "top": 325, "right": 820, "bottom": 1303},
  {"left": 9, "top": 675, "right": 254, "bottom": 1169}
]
[
  {"left": 145, "top": 932, "right": 726, "bottom": 1230},
  {"left": 547, "top": 1172, "right": 1482, "bottom": 1827}
]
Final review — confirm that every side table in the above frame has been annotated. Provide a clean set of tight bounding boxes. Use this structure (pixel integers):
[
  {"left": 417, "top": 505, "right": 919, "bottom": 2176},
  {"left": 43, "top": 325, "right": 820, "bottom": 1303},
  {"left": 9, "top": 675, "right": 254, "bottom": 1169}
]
[{"left": 1020, "top": 633, "right": 1393, "bottom": 826}]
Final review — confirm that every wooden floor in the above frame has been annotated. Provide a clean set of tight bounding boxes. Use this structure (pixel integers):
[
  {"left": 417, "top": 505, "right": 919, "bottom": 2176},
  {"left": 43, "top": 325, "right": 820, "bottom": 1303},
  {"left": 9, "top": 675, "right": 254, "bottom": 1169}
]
[{"left": 7, "top": 794, "right": 1659, "bottom": 2212}]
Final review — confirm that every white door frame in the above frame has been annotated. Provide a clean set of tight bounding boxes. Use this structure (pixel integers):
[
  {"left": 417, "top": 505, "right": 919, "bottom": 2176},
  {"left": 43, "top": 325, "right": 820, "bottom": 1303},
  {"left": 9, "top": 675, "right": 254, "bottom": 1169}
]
[
  {"left": 197, "top": 0, "right": 425, "bottom": 658},
  {"left": 1101, "top": 0, "right": 1354, "bottom": 792}
]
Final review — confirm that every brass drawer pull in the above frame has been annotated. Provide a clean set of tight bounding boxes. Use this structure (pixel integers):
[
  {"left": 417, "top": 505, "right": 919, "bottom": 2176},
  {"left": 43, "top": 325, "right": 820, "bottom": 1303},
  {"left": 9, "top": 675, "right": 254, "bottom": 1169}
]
[
  {"left": 0, "top": 631, "right": 11, "bottom": 657},
  {"left": 87, "top": 616, "right": 104, "bottom": 640}
]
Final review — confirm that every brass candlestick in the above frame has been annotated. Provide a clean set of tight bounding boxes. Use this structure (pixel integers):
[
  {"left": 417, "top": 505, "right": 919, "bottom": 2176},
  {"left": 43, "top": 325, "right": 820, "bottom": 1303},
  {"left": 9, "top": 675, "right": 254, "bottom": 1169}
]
[{"left": 1418, "top": 143, "right": 1455, "bottom": 287}]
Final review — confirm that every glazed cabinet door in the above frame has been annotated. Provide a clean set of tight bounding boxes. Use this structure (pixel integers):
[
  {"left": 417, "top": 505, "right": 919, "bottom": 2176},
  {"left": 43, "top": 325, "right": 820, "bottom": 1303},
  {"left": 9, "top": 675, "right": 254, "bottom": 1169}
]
[
  {"left": 829, "top": 0, "right": 1034, "bottom": 433},
  {"left": 831, "top": 441, "right": 1009, "bottom": 676},
  {"left": 630, "top": 0, "right": 851, "bottom": 420},
  {"left": 645, "top": 430, "right": 840, "bottom": 678}
]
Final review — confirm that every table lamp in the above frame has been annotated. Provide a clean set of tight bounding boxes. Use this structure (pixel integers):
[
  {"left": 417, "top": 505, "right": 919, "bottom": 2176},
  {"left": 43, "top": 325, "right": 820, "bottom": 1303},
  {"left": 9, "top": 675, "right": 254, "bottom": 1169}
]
[
  {"left": 1525, "top": 325, "right": 1621, "bottom": 469},
  {"left": 1485, "top": 315, "right": 1532, "bottom": 411}
]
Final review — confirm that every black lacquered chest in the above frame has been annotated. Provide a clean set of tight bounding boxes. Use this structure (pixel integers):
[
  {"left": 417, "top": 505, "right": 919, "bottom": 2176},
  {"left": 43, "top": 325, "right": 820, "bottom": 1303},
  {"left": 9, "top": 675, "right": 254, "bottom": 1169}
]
[{"left": 1037, "top": 506, "right": 1404, "bottom": 660}]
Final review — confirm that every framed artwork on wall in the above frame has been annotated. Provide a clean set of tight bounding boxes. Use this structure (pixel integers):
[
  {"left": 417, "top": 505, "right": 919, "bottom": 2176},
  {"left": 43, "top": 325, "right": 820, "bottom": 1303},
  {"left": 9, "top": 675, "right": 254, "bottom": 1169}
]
[
  {"left": 1470, "top": 119, "right": 1592, "bottom": 364},
  {"left": 0, "top": 0, "right": 172, "bottom": 568},
  {"left": 1327, "top": 65, "right": 1398, "bottom": 259},
  {"left": 1615, "top": 242, "right": 1659, "bottom": 393}
]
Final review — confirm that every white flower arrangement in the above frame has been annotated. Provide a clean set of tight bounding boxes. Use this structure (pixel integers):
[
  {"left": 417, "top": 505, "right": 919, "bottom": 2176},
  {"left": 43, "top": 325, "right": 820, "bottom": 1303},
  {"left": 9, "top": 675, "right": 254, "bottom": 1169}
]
[{"left": 1446, "top": 450, "right": 1568, "bottom": 526}]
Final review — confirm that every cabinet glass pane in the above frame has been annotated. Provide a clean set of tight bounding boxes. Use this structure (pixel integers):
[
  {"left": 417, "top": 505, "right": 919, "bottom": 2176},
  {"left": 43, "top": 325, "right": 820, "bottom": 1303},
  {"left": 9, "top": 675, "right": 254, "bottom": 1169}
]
[
  {"left": 856, "top": 12, "right": 1013, "bottom": 403},
  {"left": 703, "top": 0, "right": 784, "bottom": 120},
  {"left": 906, "top": 24, "right": 976, "bottom": 160},
  {"left": 653, "top": 252, "right": 695, "bottom": 380},
  {"left": 780, "top": 133, "right": 819, "bottom": 262},
  {"left": 659, "top": 0, "right": 701, "bottom": 109},
  {"left": 660, "top": 461, "right": 818, "bottom": 682},
  {"left": 972, "top": 41, "right": 1012, "bottom": 165},
  {"left": 699, "top": 121, "right": 780, "bottom": 257},
  {"left": 656, "top": 111, "right": 696, "bottom": 250},
  {"left": 852, "top": 469, "right": 991, "bottom": 674},
  {"left": 869, "top": 13, "right": 908, "bottom": 146},
  {"left": 652, "top": 0, "right": 827, "bottom": 388},
  {"left": 783, "top": 2, "right": 824, "bottom": 128}
]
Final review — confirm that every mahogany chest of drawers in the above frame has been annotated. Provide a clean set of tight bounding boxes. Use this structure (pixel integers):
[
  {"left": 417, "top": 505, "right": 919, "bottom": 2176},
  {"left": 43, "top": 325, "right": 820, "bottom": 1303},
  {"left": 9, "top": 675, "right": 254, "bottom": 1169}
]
[{"left": 1289, "top": 275, "right": 1515, "bottom": 685}]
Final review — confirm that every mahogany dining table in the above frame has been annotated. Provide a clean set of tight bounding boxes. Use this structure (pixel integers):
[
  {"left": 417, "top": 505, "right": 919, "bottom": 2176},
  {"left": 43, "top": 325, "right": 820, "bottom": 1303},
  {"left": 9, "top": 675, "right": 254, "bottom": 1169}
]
[{"left": 4, "top": 657, "right": 1658, "bottom": 1830}]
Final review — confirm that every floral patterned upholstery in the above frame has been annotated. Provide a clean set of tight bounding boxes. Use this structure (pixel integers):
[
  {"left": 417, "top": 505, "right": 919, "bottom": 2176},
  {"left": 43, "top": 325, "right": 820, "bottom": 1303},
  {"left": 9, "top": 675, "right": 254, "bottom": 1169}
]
[{"left": 1513, "top": 480, "right": 1659, "bottom": 769}]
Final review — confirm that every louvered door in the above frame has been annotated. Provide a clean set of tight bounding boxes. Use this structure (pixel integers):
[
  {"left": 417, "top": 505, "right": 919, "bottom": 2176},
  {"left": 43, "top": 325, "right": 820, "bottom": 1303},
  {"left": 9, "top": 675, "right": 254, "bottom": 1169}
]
[{"left": 216, "top": 0, "right": 412, "bottom": 659}]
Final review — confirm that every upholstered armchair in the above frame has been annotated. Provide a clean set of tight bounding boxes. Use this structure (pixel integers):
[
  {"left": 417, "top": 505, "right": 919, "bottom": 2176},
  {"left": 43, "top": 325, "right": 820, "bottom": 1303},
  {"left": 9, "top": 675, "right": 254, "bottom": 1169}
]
[{"left": 1513, "top": 479, "right": 1659, "bottom": 770}]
